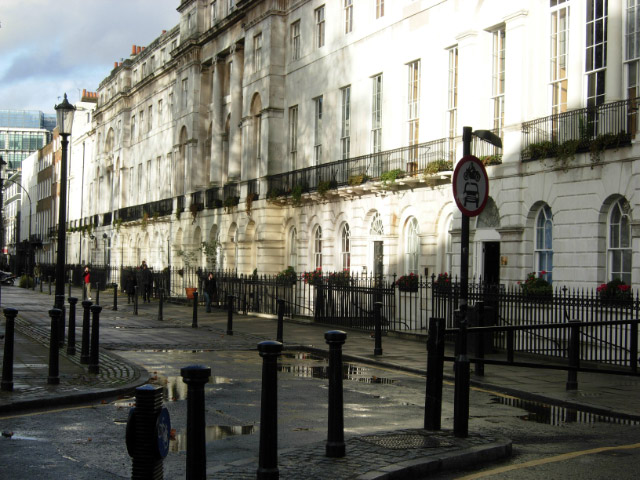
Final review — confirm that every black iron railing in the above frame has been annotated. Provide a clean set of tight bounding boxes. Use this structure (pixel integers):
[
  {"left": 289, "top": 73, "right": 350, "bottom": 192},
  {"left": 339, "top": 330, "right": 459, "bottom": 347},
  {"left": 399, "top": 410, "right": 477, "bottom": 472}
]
[
  {"left": 190, "top": 191, "right": 204, "bottom": 211},
  {"left": 521, "top": 98, "right": 636, "bottom": 162},
  {"left": 247, "top": 178, "right": 259, "bottom": 198},
  {"left": 177, "top": 195, "right": 185, "bottom": 213},
  {"left": 205, "top": 187, "right": 223, "bottom": 208}
]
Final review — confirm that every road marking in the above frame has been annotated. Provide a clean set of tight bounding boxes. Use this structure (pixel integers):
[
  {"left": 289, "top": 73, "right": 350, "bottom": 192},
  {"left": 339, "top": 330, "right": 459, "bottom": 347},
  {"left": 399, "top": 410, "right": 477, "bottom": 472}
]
[
  {"left": 456, "top": 442, "right": 640, "bottom": 479},
  {"left": 0, "top": 404, "right": 107, "bottom": 420}
]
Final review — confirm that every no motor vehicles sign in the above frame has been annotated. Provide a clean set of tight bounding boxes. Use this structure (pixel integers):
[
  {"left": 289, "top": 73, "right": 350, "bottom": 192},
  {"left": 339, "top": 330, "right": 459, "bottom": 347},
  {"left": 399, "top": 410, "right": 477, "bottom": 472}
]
[{"left": 452, "top": 155, "right": 489, "bottom": 217}]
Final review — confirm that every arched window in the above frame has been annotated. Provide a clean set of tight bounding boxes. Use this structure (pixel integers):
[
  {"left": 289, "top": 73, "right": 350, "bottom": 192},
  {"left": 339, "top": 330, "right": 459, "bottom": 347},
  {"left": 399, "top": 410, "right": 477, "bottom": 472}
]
[
  {"left": 370, "top": 212, "right": 384, "bottom": 236},
  {"left": 535, "top": 205, "right": 553, "bottom": 283},
  {"left": 405, "top": 217, "right": 419, "bottom": 274},
  {"left": 314, "top": 226, "right": 323, "bottom": 270},
  {"left": 288, "top": 227, "right": 298, "bottom": 269},
  {"left": 608, "top": 199, "right": 631, "bottom": 284},
  {"left": 341, "top": 223, "right": 351, "bottom": 271}
]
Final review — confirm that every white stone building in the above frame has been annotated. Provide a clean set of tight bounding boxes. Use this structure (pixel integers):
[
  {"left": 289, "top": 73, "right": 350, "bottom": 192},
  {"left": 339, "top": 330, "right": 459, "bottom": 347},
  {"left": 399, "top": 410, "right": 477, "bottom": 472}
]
[{"left": 55, "top": 0, "right": 637, "bottom": 290}]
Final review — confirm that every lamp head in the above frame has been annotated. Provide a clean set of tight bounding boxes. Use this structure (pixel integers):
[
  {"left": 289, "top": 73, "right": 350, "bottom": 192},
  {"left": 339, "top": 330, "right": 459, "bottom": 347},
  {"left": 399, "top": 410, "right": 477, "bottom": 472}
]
[
  {"left": 473, "top": 129, "right": 502, "bottom": 149},
  {"left": 55, "top": 93, "right": 76, "bottom": 135}
]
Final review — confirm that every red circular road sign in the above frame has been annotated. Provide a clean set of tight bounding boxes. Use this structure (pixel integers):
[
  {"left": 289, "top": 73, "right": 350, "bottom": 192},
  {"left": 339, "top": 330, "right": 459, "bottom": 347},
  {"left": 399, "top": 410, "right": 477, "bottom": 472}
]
[{"left": 452, "top": 155, "right": 489, "bottom": 217}]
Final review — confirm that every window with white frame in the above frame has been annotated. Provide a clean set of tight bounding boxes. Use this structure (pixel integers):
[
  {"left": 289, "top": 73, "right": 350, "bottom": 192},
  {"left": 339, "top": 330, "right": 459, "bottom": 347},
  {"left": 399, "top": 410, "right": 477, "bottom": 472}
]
[
  {"left": 341, "top": 223, "right": 351, "bottom": 271},
  {"left": 407, "top": 60, "right": 420, "bottom": 154},
  {"left": 314, "top": 226, "right": 323, "bottom": 270},
  {"left": 131, "top": 115, "right": 136, "bottom": 141},
  {"left": 608, "top": 199, "right": 632, "bottom": 284},
  {"left": 211, "top": 1, "right": 217, "bottom": 25},
  {"left": 585, "top": 0, "right": 607, "bottom": 108},
  {"left": 551, "top": 0, "right": 569, "bottom": 114},
  {"left": 535, "top": 205, "right": 553, "bottom": 283},
  {"left": 405, "top": 217, "right": 419, "bottom": 275},
  {"left": 289, "top": 105, "right": 298, "bottom": 170},
  {"left": 148, "top": 105, "right": 152, "bottom": 131},
  {"left": 370, "top": 212, "right": 384, "bottom": 236},
  {"left": 371, "top": 74, "right": 382, "bottom": 153},
  {"left": 291, "top": 20, "right": 301, "bottom": 61},
  {"left": 182, "top": 78, "right": 188, "bottom": 109},
  {"left": 158, "top": 99, "right": 163, "bottom": 122},
  {"left": 139, "top": 110, "right": 144, "bottom": 138},
  {"left": 314, "top": 96, "right": 323, "bottom": 165},
  {"left": 492, "top": 28, "right": 505, "bottom": 138},
  {"left": 289, "top": 227, "right": 298, "bottom": 270},
  {"left": 254, "top": 33, "right": 262, "bottom": 72},
  {"left": 376, "top": 0, "right": 384, "bottom": 19},
  {"left": 447, "top": 47, "right": 458, "bottom": 146},
  {"left": 344, "top": 0, "right": 353, "bottom": 34},
  {"left": 315, "top": 6, "right": 325, "bottom": 48},
  {"left": 341, "top": 85, "right": 351, "bottom": 160},
  {"left": 626, "top": 0, "right": 640, "bottom": 99}
]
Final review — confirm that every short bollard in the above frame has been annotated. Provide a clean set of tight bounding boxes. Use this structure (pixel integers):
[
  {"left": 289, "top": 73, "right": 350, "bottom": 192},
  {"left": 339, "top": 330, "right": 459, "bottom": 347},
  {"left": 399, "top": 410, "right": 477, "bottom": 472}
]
[
  {"left": 226, "top": 295, "right": 235, "bottom": 335},
  {"left": 113, "top": 282, "right": 118, "bottom": 311},
  {"left": 40, "top": 276, "right": 43, "bottom": 292},
  {"left": 192, "top": 291, "right": 199, "bottom": 328},
  {"left": 89, "top": 305, "right": 102, "bottom": 374},
  {"left": 181, "top": 365, "right": 211, "bottom": 480},
  {"left": 68, "top": 280, "right": 71, "bottom": 298},
  {"left": 373, "top": 302, "right": 383, "bottom": 356},
  {"left": 48, "top": 308, "right": 61, "bottom": 385},
  {"left": 276, "top": 298, "right": 285, "bottom": 343},
  {"left": 453, "top": 307, "right": 470, "bottom": 438},
  {"left": 1, "top": 308, "right": 18, "bottom": 391},
  {"left": 134, "top": 285, "right": 139, "bottom": 315},
  {"left": 80, "top": 300, "right": 92, "bottom": 364},
  {"left": 96, "top": 283, "right": 100, "bottom": 306},
  {"left": 257, "top": 341, "right": 283, "bottom": 480},
  {"left": 67, "top": 297, "right": 78, "bottom": 356},
  {"left": 325, "top": 330, "right": 347, "bottom": 457},
  {"left": 48, "top": 276, "right": 52, "bottom": 295},
  {"left": 55, "top": 294, "right": 66, "bottom": 347},
  {"left": 566, "top": 320, "right": 581, "bottom": 390},
  {"left": 424, "top": 317, "right": 446, "bottom": 430},
  {"left": 126, "top": 384, "right": 170, "bottom": 480},
  {"left": 157, "top": 288, "right": 164, "bottom": 321}
]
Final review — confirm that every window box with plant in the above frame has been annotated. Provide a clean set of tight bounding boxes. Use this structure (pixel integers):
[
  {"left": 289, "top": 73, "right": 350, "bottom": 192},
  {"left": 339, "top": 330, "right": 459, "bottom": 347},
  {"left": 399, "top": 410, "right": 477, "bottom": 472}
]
[
  {"left": 519, "top": 271, "right": 552, "bottom": 299},
  {"left": 224, "top": 196, "right": 240, "bottom": 213},
  {"left": 597, "top": 279, "right": 633, "bottom": 305},
  {"left": 380, "top": 169, "right": 405, "bottom": 187},
  {"left": 246, "top": 192, "right": 259, "bottom": 214},
  {"left": 303, "top": 268, "right": 323, "bottom": 286},
  {"left": 328, "top": 270, "right": 351, "bottom": 286},
  {"left": 316, "top": 179, "right": 338, "bottom": 197},
  {"left": 396, "top": 273, "right": 419, "bottom": 292},
  {"left": 423, "top": 160, "right": 453, "bottom": 176},
  {"left": 276, "top": 266, "right": 297, "bottom": 285},
  {"left": 433, "top": 272, "right": 451, "bottom": 292}
]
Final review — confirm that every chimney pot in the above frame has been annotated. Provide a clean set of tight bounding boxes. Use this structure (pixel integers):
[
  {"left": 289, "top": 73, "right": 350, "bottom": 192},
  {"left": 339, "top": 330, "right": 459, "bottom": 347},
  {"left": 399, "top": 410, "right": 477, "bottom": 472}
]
[
  {"left": 132, "top": 44, "right": 137, "bottom": 55},
  {"left": 137, "top": 46, "right": 142, "bottom": 54},
  {"left": 114, "top": 61, "right": 118, "bottom": 68}
]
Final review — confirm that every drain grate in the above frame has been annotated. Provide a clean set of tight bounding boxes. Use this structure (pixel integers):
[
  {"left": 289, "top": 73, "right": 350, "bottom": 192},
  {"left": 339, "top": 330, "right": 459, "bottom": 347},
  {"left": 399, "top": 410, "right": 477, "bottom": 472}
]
[{"left": 360, "top": 432, "right": 453, "bottom": 450}]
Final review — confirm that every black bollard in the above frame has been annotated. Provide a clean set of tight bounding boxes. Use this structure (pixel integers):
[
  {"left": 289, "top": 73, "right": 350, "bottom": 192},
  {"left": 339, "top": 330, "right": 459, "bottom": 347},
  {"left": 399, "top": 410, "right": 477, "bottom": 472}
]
[
  {"left": 453, "top": 306, "right": 470, "bottom": 438},
  {"left": 276, "top": 298, "right": 285, "bottom": 343},
  {"left": 67, "top": 297, "right": 78, "bottom": 356},
  {"left": 226, "top": 295, "right": 235, "bottom": 335},
  {"left": 157, "top": 288, "right": 164, "bottom": 321},
  {"left": 88, "top": 305, "right": 102, "bottom": 374},
  {"left": 55, "top": 294, "right": 65, "bottom": 347},
  {"left": 325, "top": 331, "right": 347, "bottom": 457},
  {"left": 474, "top": 301, "right": 485, "bottom": 376},
  {"left": 48, "top": 308, "right": 61, "bottom": 385},
  {"left": 257, "top": 341, "right": 283, "bottom": 480},
  {"left": 1, "top": 308, "right": 18, "bottom": 391},
  {"left": 181, "top": 365, "right": 211, "bottom": 480},
  {"left": 113, "top": 282, "right": 118, "bottom": 311},
  {"left": 134, "top": 285, "right": 139, "bottom": 315},
  {"left": 126, "top": 384, "right": 169, "bottom": 480},
  {"left": 68, "top": 279, "right": 71, "bottom": 298},
  {"left": 424, "top": 317, "right": 446, "bottom": 430},
  {"left": 96, "top": 282, "right": 100, "bottom": 306},
  {"left": 40, "top": 275, "right": 43, "bottom": 292},
  {"left": 80, "top": 300, "right": 92, "bottom": 364},
  {"left": 373, "top": 302, "right": 383, "bottom": 356},
  {"left": 48, "top": 276, "right": 52, "bottom": 295},
  {"left": 192, "top": 291, "right": 199, "bottom": 328},
  {"left": 566, "top": 320, "right": 581, "bottom": 390}
]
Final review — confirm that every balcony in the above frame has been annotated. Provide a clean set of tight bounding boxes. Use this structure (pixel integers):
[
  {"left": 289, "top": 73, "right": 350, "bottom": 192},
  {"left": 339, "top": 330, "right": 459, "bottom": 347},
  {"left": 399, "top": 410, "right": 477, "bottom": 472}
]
[
  {"left": 521, "top": 98, "right": 635, "bottom": 163},
  {"left": 205, "top": 187, "right": 223, "bottom": 209}
]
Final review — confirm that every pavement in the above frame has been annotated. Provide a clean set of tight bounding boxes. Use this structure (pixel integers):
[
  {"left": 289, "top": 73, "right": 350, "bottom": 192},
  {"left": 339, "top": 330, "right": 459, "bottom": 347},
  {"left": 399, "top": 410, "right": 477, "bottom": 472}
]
[{"left": 1, "top": 284, "right": 639, "bottom": 479}]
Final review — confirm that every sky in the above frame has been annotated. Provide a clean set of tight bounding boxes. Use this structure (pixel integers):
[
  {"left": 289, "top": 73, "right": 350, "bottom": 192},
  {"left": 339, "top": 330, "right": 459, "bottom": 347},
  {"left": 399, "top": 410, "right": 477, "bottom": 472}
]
[{"left": 0, "top": 0, "right": 180, "bottom": 114}]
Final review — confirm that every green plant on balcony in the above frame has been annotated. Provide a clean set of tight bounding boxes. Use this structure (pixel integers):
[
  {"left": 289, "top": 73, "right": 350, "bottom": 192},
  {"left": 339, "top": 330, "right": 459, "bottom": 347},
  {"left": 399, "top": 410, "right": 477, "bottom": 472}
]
[
  {"left": 189, "top": 203, "right": 199, "bottom": 221},
  {"left": 246, "top": 192, "right": 259, "bottom": 214},
  {"left": 141, "top": 212, "right": 149, "bottom": 231},
  {"left": 317, "top": 179, "right": 337, "bottom": 196},
  {"left": 224, "top": 195, "right": 240, "bottom": 213},
  {"left": 348, "top": 173, "right": 369, "bottom": 186},
  {"left": 524, "top": 140, "right": 556, "bottom": 161},
  {"left": 479, "top": 154, "right": 502, "bottom": 166},
  {"left": 380, "top": 169, "right": 405, "bottom": 186},
  {"left": 291, "top": 185, "right": 303, "bottom": 206},
  {"left": 423, "top": 160, "right": 453, "bottom": 175},
  {"left": 175, "top": 209, "right": 182, "bottom": 220},
  {"left": 267, "top": 187, "right": 284, "bottom": 202},
  {"left": 589, "top": 131, "right": 630, "bottom": 165},
  {"left": 114, "top": 217, "right": 123, "bottom": 233},
  {"left": 152, "top": 211, "right": 160, "bottom": 221}
]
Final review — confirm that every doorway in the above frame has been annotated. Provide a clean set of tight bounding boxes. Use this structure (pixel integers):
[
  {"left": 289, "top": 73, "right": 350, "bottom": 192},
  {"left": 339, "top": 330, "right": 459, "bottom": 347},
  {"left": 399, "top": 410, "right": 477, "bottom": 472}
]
[{"left": 483, "top": 242, "right": 500, "bottom": 285}]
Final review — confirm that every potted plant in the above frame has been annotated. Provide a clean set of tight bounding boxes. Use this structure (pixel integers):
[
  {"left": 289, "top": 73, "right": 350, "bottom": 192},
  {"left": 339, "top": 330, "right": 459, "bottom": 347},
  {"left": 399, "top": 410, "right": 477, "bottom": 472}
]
[
  {"left": 328, "top": 270, "right": 351, "bottom": 286},
  {"left": 276, "top": 266, "right": 297, "bottom": 285},
  {"left": 597, "top": 279, "right": 632, "bottom": 305},
  {"left": 433, "top": 272, "right": 451, "bottom": 292},
  {"left": 303, "top": 268, "right": 323, "bottom": 286},
  {"left": 519, "top": 271, "right": 552, "bottom": 299},
  {"left": 396, "top": 273, "right": 419, "bottom": 292}
]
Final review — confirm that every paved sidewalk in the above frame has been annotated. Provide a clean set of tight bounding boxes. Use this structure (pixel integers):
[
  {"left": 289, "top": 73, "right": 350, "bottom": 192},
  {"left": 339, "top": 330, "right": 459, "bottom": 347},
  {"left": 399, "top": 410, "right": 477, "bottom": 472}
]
[{"left": 1, "top": 284, "right": 639, "bottom": 478}]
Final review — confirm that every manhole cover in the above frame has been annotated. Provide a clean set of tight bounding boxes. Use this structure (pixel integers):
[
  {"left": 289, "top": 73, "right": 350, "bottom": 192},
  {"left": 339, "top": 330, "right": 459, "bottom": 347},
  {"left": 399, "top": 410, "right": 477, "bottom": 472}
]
[{"left": 360, "top": 432, "right": 452, "bottom": 450}]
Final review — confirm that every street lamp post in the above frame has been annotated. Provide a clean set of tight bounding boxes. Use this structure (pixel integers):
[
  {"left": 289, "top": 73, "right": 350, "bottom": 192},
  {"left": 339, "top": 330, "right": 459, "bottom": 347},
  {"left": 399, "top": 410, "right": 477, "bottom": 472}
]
[{"left": 54, "top": 94, "right": 76, "bottom": 310}]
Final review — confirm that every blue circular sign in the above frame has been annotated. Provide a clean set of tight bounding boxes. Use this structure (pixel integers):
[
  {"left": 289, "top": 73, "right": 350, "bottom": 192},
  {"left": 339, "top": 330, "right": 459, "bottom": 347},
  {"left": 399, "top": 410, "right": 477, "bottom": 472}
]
[{"left": 155, "top": 407, "right": 171, "bottom": 459}]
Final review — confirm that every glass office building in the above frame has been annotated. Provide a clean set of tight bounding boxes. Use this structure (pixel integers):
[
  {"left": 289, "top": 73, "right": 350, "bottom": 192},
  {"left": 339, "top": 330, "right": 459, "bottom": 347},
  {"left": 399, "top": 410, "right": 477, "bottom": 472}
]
[{"left": 0, "top": 110, "right": 55, "bottom": 170}]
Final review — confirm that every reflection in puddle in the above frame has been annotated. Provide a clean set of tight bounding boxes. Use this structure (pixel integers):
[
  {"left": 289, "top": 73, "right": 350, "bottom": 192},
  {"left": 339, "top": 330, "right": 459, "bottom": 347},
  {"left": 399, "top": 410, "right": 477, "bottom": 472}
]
[
  {"left": 491, "top": 396, "right": 639, "bottom": 426},
  {"left": 170, "top": 425, "right": 256, "bottom": 451},
  {"left": 278, "top": 353, "right": 395, "bottom": 385},
  {"left": 147, "top": 374, "right": 233, "bottom": 401}
]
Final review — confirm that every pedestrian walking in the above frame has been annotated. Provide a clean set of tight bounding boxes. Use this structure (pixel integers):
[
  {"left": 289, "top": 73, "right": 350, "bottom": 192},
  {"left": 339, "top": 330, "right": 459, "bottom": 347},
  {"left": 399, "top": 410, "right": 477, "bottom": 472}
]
[
  {"left": 125, "top": 270, "right": 136, "bottom": 304},
  {"left": 203, "top": 272, "right": 217, "bottom": 312},
  {"left": 140, "top": 261, "right": 152, "bottom": 303},
  {"left": 83, "top": 265, "right": 91, "bottom": 300}
]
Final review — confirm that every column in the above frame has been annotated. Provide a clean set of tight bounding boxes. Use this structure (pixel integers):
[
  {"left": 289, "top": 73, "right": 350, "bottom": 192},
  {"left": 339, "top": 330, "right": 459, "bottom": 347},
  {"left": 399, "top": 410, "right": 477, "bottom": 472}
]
[
  {"left": 210, "top": 56, "right": 224, "bottom": 184},
  {"left": 229, "top": 44, "right": 244, "bottom": 181}
]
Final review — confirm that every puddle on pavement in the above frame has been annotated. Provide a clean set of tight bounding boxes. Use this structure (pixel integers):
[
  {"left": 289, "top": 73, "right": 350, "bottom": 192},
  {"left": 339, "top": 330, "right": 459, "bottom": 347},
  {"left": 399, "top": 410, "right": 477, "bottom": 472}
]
[
  {"left": 132, "top": 349, "right": 214, "bottom": 353},
  {"left": 170, "top": 425, "right": 256, "bottom": 451},
  {"left": 2, "top": 434, "right": 43, "bottom": 441},
  {"left": 491, "top": 396, "right": 639, "bottom": 426},
  {"left": 278, "top": 352, "right": 395, "bottom": 385},
  {"left": 112, "top": 374, "right": 232, "bottom": 403}
]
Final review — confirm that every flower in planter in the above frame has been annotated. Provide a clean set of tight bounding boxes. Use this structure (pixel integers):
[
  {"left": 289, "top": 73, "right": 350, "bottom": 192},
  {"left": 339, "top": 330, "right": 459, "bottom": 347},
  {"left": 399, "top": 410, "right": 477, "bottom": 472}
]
[
  {"left": 520, "top": 271, "right": 552, "bottom": 297},
  {"left": 328, "top": 270, "right": 351, "bottom": 286},
  {"left": 276, "top": 266, "right": 297, "bottom": 285},
  {"left": 597, "top": 279, "right": 632, "bottom": 303},
  {"left": 435, "top": 272, "right": 451, "bottom": 285},
  {"left": 396, "top": 273, "right": 419, "bottom": 292},
  {"left": 303, "top": 268, "right": 323, "bottom": 286}
]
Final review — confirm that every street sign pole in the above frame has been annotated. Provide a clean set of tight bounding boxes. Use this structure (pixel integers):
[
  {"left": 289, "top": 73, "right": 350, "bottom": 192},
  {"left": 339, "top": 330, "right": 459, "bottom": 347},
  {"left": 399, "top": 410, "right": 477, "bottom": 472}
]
[{"left": 461, "top": 126, "right": 472, "bottom": 311}]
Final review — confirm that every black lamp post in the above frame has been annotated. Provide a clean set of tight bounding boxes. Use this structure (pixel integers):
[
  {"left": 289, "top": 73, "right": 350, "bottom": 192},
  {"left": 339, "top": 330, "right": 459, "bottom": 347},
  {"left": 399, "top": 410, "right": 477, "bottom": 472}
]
[{"left": 54, "top": 94, "right": 76, "bottom": 309}]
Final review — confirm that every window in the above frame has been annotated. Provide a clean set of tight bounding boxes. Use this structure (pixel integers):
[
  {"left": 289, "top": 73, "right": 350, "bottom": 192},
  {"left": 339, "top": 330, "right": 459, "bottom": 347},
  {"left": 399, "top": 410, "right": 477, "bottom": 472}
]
[
  {"left": 131, "top": 115, "right": 136, "bottom": 141},
  {"left": 139, "top": 110, "right": 144, "bottom": 137},
  {"left": 314, "top": 96, "right": 323, "bottom": 165},
  {"left": 551, "top": 1, "right": 569, "bottom": 114},
  {"left": 289, "top": 227, "right": 298, "bottom": 270},
  {"left": 182, "top": 78, "right": 188, "bottom": 108},
  {"left": 535, "top": 205, "right": 553, "bottom": 283},
  {"left": 146, "top": 160, "right": 151, "bottom": 202},
  {"left": 492, "top": 28, "right": 506, "bottom": 138},
  {"left": 372, "top": 74, "right": 382, "bottom": 153},
  {"left": 188, "top": 11, "right": 194, "bottom": 31},
  {"left": 314, "top": 226, "right": 323, "bottom": 270},
  {"left": 447, "top": 47, "right": 458, "bottom": 147},
  {"left": 289, "top": 105, "right": 298, "bottom": 170},
  {"left": 228, "top": 0, "right": 235, "bottom": 12},
  {"left": 585, "top": 0, "right": 607, "bottom": 108},
  {"left": 370, "top": 212, "right": 384, "bottom": 236},
  {"left": 161, "top": 48, "right": 166, "bottom": 65},
  {"left": 376, "top": 0, "right": 384, "bottom": 19},
  {"left": 255, "top": 114, "right": 262, "bottom": 159},
  {"left": 254, "top": 33, "right": 263, "bottom": 72},
  {"left": 158, "top": 99, "right": 163, "bottom": 121},
  {"left": 340, "top": 86, "right": 351, "bottom": 160},
  {"left": 148, "top": 105, "right": 153, "bottom": 131},
  {"left": 315, "top": 6, "right": 325, "bottom": 48},
  {"left": 407, "top": 60, "right": 420, "bottom": 159},
  {"left": 211, "top": 0, "right": 217, "bottom": 25},
  {"left": 344, "top": 0, "right": 353, "bottom": 34},
  {"left": 405, "top": 217, "right": 419, "bottom": 275},
  {"left": 291, "top": 20, "right": 301, "bottom": 61},
  {"left": 341, "top": 223, "right": 351, "bottom": 271},
  {"left": 608, "top": 199, "right": 631, "bottom": 284}
]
